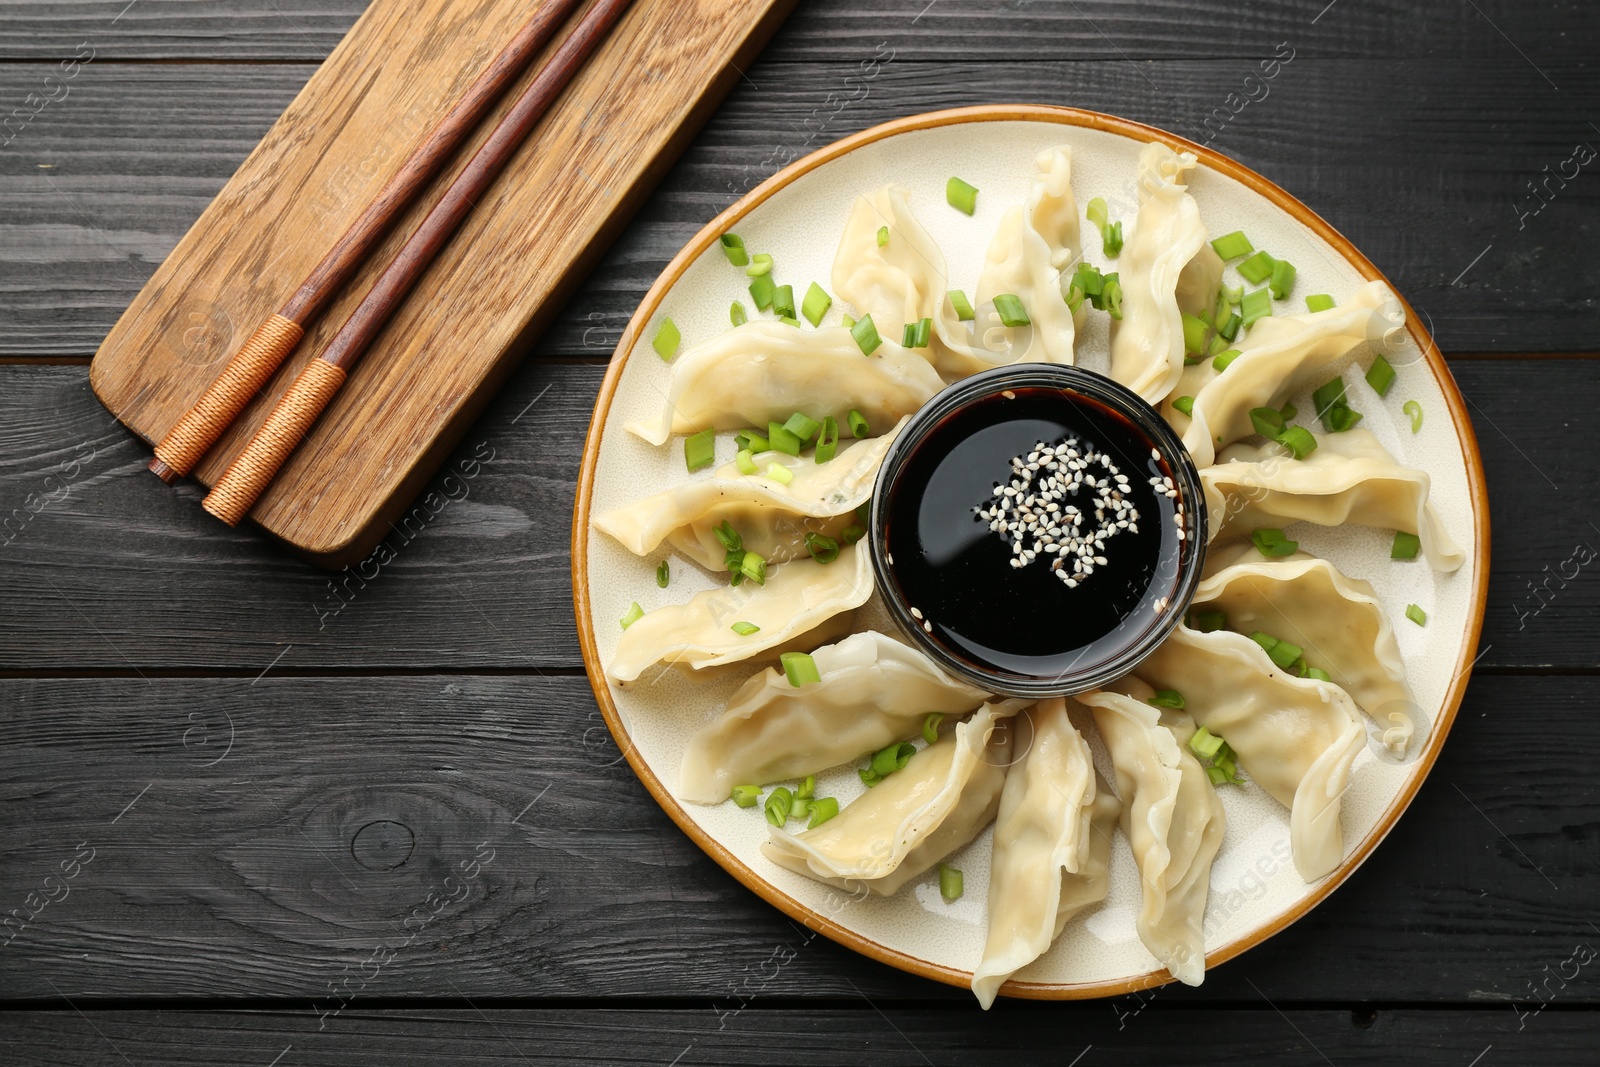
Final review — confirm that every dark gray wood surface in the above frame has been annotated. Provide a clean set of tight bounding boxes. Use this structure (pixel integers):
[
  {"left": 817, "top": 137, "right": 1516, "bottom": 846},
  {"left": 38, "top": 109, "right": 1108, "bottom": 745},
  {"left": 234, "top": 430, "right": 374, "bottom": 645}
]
[{"left": 2, "top": 0, "right": 1597, "bottom": 1062}]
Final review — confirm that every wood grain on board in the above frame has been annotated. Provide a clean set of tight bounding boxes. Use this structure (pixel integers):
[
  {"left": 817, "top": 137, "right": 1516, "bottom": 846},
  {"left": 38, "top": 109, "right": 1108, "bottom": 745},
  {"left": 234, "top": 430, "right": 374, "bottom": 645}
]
[{"left": 85, "top": 0, "right": 796, "bottom": 565}]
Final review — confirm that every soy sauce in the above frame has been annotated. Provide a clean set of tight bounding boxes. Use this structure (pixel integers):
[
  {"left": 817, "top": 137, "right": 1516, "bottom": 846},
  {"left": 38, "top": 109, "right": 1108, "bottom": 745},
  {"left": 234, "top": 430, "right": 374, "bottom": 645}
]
[{"left": 882, "top": 387, "right": 1187, "bottom": 680}]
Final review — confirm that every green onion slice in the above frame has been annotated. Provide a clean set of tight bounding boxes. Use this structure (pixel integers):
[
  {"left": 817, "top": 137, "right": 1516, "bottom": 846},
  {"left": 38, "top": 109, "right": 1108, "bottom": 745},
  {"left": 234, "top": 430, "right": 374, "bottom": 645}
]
[
  {"left": 1280, "top": 400, "right": 1298, "bottom": 420},
  {"left": 1237, "top": 250, "right": 1277, "bottom": 284},
  {"left": 1223, "top": 282, "right": 1245, "bottom": 305},
  {"left": 1406, "top": 603, "right": 1427, "bottom": 626},
  {"left": 847, "top": 409, "right": 871, "bottom": 438},
  {"left": 805, "top": 532, "right": 840, "bottom": 563},
  {"left": 684, "top": 429, "right": 715, "bottom": 473},
  {"left": 748, "top": 272, "right": 776, "bottom": 310},
  {"left": 1265, "top": 638, "right": 1303, "bottom": 670},
  {"left": 619, "top": 602, "right": 644, "bottom": 630},
  {"left": 946, "top": 176, "right": 978, "bottom": 215},
  {"left": 1269, "top": 258, "right": 1297, "bottom": 300},
  {"left": 745, "top": 252, "right": 773, "bottom": 277},
  {"left": 876, "top": 225, "right": 889, "bottom": 247},
  {"left": 740, "top": 550, "right": 767, "bottom": 585},
  {"left": 796, "top": 775, "right": 815, "bottom": 800},
  {"left": 1213, "top": 349, "right": 1241, "bottom": 372},
  {"left": 772, "top": 284, "right": 796, "bottom": 319},
  {"left": 656, "top": 560, "right": 670, "bottom": 588},
  {"left": 814, "top": 416, "right": 839, "bottom": 463},
  {"left": 1305, "top": 293, "right": 1336, "bottom": 313},
  {"left": 1276, "top": 425, "right": 1317, "bottom": 460},
  {"left": 1251, "top": 527, "right": 1299, "bottom": 557},
  {"left": 731, "top": 621, "right": 760, "bottom": 636},
  {"left": 1102, "top": 219, "right": 1123, "bottom": 257},
  {"left": 1391, "top": 531, "right": 1421, "bottom": 560},
  {"left": 1305, "top": 667, "right": 1332, "bottom": 682},
  {"left": 801, "top": 282, "right": 832, "bottom": 326},
  {"left": 1182, "top": 313, "right": 1210, "bottom": 356},
  {"left": 1189, "top": 609, "right": 1227, "bottom": 633},
  {"left": 729, "top": 301, "right": 748, "bottom": 327},
  {"left": 731, "top": 784, "right": 760, "bottom": 808},
  {"left": 764, "top": 786, "right": 793, "bottom": 826},
  {"left": 1403, "top": 399, "right": 1424, "bottom": 433},
  {"left": 767, "top": 421, "right": 802, "bottom": 456},
  {"left": 1210, "top": 231, "right": 1254, "bottom": 260},
  {"left": 1148, "top": 689, "right": 1186, "bottom": 709},
  {"left": 734, "top": 449, "right": 758, "bottom": 475},
  {"left": 901, "top": 316, "right": 932, "bottom": 349},
  {"left": 1366, "top": 354, "right": 1396, "bottom": 396},
  {"left": 806, "top": 796, "right": 839, "bottom": 828},
  {"left": 922, "top": 712, "right": 943, "bottom": 745},
  {"left": 764, "top": 462, "right": 793, "bottom": 485},
  {"left": 1250, "top": 406, "right": 1287, "bottom": 438},
  {"left": 1172, "top": 395, "right": 1195, "bottom": 417},
  {"left": 1101, "top": 273, "right": 1123, "bottom": 319},
  {"left": 993, "top": 293, "right": 1030, "bottom": 327},
  {"left": 1239, "top": 287, "right": 1273, "bottom": 327},
  {"left": 652, "top": 317, "right": 681, "bottom": 361},
  {"left": 719, "top": 233, "right": 748, "bottom": 266},
  {"left": 1189, "top": 726, "right": 1225, "bottom": 759},
  {"left": 733, "top": 429, "right": 767, "bottom": 453},
  {"left": 783, "top": 411, "right": 820, "bottom": 442},
  {"left": 870, "top": 741, "right": 916, "bottom": 778},
  {"left": 948, "top": 289, "right": 976, "bottom": 321},
  {"left": 1206, "top": 765, "right": 1230, "bottom": 786},
  {"left": 1086, "top": 197, "right": 1108, "bottom": 229},
  {"left": 713, "top": 521, "right": 742, "bottom": 553},
  {"left": 938, "top": 863, "right": 964, "bottom": 903},
  {"left": 850, "top": 314, "right": 882, "bottom": 356},
  {"left": 858, "top": 766, "right": 883, "bottom": 787},
  {"left": 840, "top": 523, "right": 865, "bottom": 545},
  {"left": 781, "top": 651, "right": 821, "bottom": 687}
]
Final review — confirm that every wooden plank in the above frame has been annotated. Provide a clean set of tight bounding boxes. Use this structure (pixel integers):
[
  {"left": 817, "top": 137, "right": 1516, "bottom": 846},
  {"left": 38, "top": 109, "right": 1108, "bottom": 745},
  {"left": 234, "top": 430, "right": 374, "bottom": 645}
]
[
  {"left": 3, "top": 58, "right": 1598, "bottom": 359},
  {"left": 0, "top": 672, "right": 1593, "bottom": 1003},
  {"left": 1, "top": 0, "right": 1595, "bottom": 63},
  {"left": 1, "top": 358, "right": 1596, "bottom": 673},
  {"left": 2, "top": 1008, "right": 1596, "bottom": 1065}
]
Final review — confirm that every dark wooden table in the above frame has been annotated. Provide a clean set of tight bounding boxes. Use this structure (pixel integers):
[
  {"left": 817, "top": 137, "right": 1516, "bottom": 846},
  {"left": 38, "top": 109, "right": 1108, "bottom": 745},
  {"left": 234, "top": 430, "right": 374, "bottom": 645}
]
[{"left": 3, "top": 1, "right": 1597, "bottom": 1062}]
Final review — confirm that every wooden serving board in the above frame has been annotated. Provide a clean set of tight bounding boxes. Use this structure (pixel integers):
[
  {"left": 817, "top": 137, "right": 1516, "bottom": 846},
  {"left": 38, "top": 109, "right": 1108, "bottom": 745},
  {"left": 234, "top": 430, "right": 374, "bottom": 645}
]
[{"left": 89, "top": 0, "right": 796, "bottom": 568}]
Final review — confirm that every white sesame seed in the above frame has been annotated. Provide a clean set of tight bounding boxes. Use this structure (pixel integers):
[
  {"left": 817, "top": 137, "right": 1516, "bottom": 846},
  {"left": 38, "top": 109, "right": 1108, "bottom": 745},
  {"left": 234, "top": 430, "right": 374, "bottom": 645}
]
[{"left": 910, "top": 607, "right": 923, "bottom": 620}]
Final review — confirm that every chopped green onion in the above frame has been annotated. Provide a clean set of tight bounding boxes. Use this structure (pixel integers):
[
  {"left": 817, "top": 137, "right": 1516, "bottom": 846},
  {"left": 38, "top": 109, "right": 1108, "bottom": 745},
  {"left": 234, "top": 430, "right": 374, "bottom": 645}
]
[
  {"left": 1239, "top": 287, "right": 1274, "bottom": 327},
  {"left": 726, "top": 554, "right": 745, "bottom": 587},
  {"left": 1212, "top": 749, "right": 1244, "bottom": 784},
  {"left": 1216, "top": 311, "right": 1243, "bottom": 342},
  {"left": 731, "top": 784, "right": 761, "bottom": 808},
  {"left": 735, "top": 448, "right": 759, "bottom": 475},
  {"left": 796, "top": 774, "right": 815, "bottom": 800},
  {"left": 847, "top": 409, "right": 870, "bottom": 438},
  {"left": 805, "top": 532, "right": 840, "bottom": 563},
  {"left": 735, "top": 429, "right": 769, "bottom": 454},
  {"left": 840, "top": 523, "right": 865, "bottom": 545},
  {"left": 772, "top": 284, "right": 796, "bottom": 319},
  {"left": 1148, "top": 689, "right": 1186, "bottom": 709},
  {"left": 1213, "top": 349, "right": 1242, "bottom": 372},
  {"left": 684, "top": 429, "right": 715, "bottom": 472},
  {"left": 948, "top": 289, "right": 975, "bottom": 321},
  {"left": 1238, "top": 250, "right": 1277, "bottom": 284},
  {"left": 745, "top": 252, "right": 773, "bottom": 277},
  {"left": 764, "top": 786, "right": 793, "bottom": 826},
  {"left": 1172, "top": 395, "right": 1195, "bottom": 417},
  {"left": 1223, "top": 282, "right": 1245, "bottom": 305},
  {"left": 922, "top": 712, "right": 943, "bottom": 745},
  {"left": 1250, "top": 406, "right": 1287, "bottom": 438},
  {"left": 1189, "top": 609, "right": 1227, "bottom": 633},
  {"left": 1182, "top": 313, "right": 1210, "bottom": 356},
  {"left": 1312, "top": 376, "right": 1362, "bottom": 433},
  {"left": 730, "top": 301, "right": 748, "bottom": 327},
  {"left": 993, "top": 293, "right": 1030, "bottom": 327},
  {"left": 777, "top": 315, "right": 800, "bottom": 327},
  {"left": 1189, "top": 726, "right": 1225, "bottom": 759},
  {"left": 946, "top": 176, "right": 979, "bottom": 215},
  {"left": 765, "top": 462, "right": 793, "bottom": 485},
  {"left": 1206, "top": 765, "right": 1230, "bottom": 786},
  {"left": 1249, "top": 631, "right": 1279, "bottom": 654},
  {"left": 850, "top": 314, "right": 882, "bottom": 356},
  {"left": 858, "top": 766, "right": 883, "bottom": 787},
  {"left": 1101, "top": 273, "right": 1123, "bottom": 319},
  {"left": 1265, "top": 638, "right": 1303, "bottom": 670},
  {"left": 1211, "top": 231, "right": 1254, "bottom": 260},
  {"left": 1305, "top": 293, "right": 1336, "bottom": 313},
  {"left": 807, "top": 796, "right": 839, "bottom": 828},
  {"left": 656, "top": 560, "right": 670, "bottom": 588},
  {"left": 731, "top": 621, "right": 760, "bottom": 636},
  {"left": 938, "top": 863, "right": 963, "bottom": 903},
  {"left": 1365, "top": 354, "right": 1396, "bottom": 396},
  {"left": 1326, "top": 404, "right": 1363, "bottom": 432},
  {"left": 1184, "top": 353, "right": 1204, "bottom": 366},
  {"left": 713, "top": 521, "right": 742, "bottom": 553},
  {"left": 781, "top": 651, "right": 821, "bottom": 687},
  {"left": 902, "top": 316, "right": 933, "bottom": 349},
  {"left": 748, "top": 272, "right": 776, "bottom": 310},
  {"left": 801, "top": 282, "right": 832, "bottom": 326},
  {"left": 619, "top": 602, "right": 644, "bottom": 630},
  {"left": 767, "top": 421, "right": 802, "bottom": 456},
  {"left": 740, "top": 550, "right": 767, "bottom": 585},
  {"left": 1403, "top": 399, "right": 1424, "bottom": 433},
  {"left": 1275, "top": 425, "right": 1317, "bottom": 460},
  {"left": 876, "top": 225, "right": 889, "bottom": 247},
  {"left": 841, "top": 313, "right": 856, "bottom": 329},
  {"left": 1305, "top": 667, "right": 1332, "bottom": 682},
  {"left": 1280, "top": 400, "right": 1298, "bottom": 420},
  {"left": 1406, "top": 604, "right": 1427, "bottom": 626},
  {"left": 1312, "top": 377, "right": 1348, "bottom": 415},
  {"left": 814, "top": 416, "right": 839, "bottom": 463},
  {"left": 1251, "top": 527, "right": 1299, "bottom": 557},
  {"left": 1391, "top": 531, "right": 1421, "bottom": 560},
  {"left": 1086, "top": 197, "right": 1108, "bottom": 229},
  {"left": 1102, "top": 220, "right": 1123, "bottom": 257},
  {"left": 783, "top": 411, "right": 820, "bottom": 442},
  {"left": 789, "top": 796, "right": 812, "bottom": 821},
  {"left": 653, "top": 317, "right": 681, "bottom": 361},
  {"left": 870, "top": 741, "right": 916, "bottom": 778},
  {"left": 719, "top": 233, "right": 749, "bottom": 266},
  {"left": 1269, "top": 258, "right": 1297, "bottom": 300}
]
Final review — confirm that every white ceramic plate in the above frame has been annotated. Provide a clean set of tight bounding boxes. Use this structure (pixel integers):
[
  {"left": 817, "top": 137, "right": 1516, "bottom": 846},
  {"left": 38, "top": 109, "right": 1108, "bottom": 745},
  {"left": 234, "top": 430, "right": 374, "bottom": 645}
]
[{"left": 572, "top": 107, "right": 1489, "bottom": 999}]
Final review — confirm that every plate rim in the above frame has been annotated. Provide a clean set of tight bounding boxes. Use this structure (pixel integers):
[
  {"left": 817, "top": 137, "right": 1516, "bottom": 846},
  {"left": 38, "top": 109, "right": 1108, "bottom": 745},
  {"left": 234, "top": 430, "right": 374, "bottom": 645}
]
[{"left": 569, "top": 104, "right": 1492, "bottom": 1000}]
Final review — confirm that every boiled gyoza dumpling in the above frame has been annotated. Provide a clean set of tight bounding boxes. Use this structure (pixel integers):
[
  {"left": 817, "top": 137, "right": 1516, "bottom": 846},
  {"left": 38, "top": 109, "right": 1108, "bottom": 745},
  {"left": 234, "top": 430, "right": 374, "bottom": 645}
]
[
  {"left": 677, "top": 631, "right": 989, "bottom": 804},
  {"left": 607, "top": 543, "right": 872, "bottom": 683},
  {"left": 971, "top": 698, "right": 1117, "bottom": 1009},
  {"left": 625, "top": 320, "right": 943, "bottom": 446},
  {"left": 1077, "top": 684, "right": 1224, "bottom": 986},
  {"left": 1174, "top": 280, "right": 1405, "bottom": 466},
  {"left": 1128, "top": 627, "right": 1367, "bottom": 881},
  {"left": 761, "top": 700, "right": 1020, "bottom": 896},
  {"left": 1201, "top": 427, "right": 1465, "bottom": 571},
  {"left": 1195, "top": 543, "right": 1424, "bottom": 754},
  {"left": 1175, "top": 242, "right": 1224, "bottom": 318},
  {"left": 1108, "top": 142, "right": 1209, "bottom": 405},
  {"left": 594, "top": 423, "right": 902, "bottom": 569}
]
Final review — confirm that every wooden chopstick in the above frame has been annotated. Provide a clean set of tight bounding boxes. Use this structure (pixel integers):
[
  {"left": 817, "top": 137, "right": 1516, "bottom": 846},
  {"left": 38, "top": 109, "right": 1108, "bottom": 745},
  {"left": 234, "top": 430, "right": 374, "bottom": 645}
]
[
  {"left": 147, "top": 0, "right": 591, "bottom": 486},
  {"left": 201, "top": 0, "right": 638, "bottom": 527}
]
